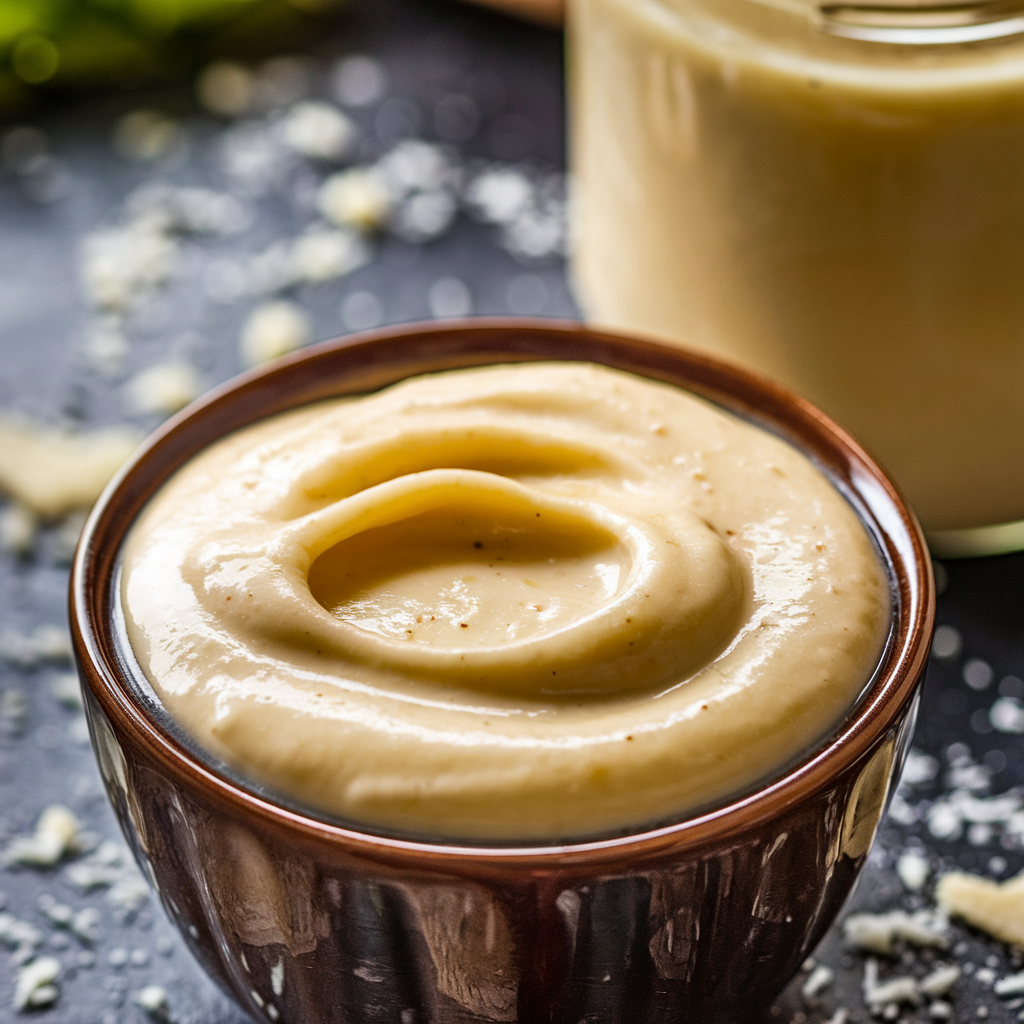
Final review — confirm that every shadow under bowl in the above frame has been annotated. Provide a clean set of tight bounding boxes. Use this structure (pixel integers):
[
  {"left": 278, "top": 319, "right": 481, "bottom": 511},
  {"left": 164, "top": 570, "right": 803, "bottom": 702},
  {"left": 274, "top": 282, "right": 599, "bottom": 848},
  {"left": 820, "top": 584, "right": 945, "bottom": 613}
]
[{"left": 70, "top": 320, "right": 934, "bottom": 1024}]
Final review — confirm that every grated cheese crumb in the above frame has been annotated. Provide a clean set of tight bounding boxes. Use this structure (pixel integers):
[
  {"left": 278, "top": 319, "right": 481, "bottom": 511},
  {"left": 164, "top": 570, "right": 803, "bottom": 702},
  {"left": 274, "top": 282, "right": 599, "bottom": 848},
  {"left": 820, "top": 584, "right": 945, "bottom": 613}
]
[
  {"left": 290, "top": 228, "right": 368, "bottom": 283},
  {"left": 12, "top": 956, "right": 60, "bottom": 1011},
  {"left": 843, "top": 909, "right": 949, "bottom": 954},
  {"left": 318, "top": 168, "right": 392, "bottom": 232},
  {"left": 937, "top": 869, "right": 1024, "bottom": 947},
  {"left": 863, "top": 958, "right": 921, "bottom": 1008},
  {"left": 0, "top": 913, "right": 42, "bottom": 963},
  {"left": 280, "top": 101, "right": 354, "bottom": 160},
  {"left": 0, "top": 624, "right": 71, "bottom": 669},
  {"left": 135, "top": 985, "right": 170, "bottom": 1018},
  {"left": 897, "top": 850, "right": 931, "bottom": 892},
  {"left": 0, "top": 502, "right": 37, "bottom": 555},
  {"left": 197, "top": 61, "right": 254, "bottom": 117},
  {"left": 240, "top": 301, "right": 311, "bottom": 367},
  {"left": 108, "top": 874, "right": 151, "bottom": 911},
  {"left": 802, "top": 964, "right": 834, "bottom": 999},
  {"left": 0, "top": 419, "right": 137, "bottom": 518},
  {"left": 920, "top": 964, "right": 961, "bottom": 998},
  {"left": 124, "top": 361, "right": 203, "bottom": 416},
  {"left": 3, "top": 805, "right": 82, "bottom": 867}
]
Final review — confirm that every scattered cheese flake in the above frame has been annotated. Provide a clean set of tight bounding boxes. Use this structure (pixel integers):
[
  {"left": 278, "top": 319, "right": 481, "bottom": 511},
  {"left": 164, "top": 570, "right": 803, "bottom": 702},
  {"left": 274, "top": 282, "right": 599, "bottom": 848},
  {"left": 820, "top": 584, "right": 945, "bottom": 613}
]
[
  {"left": 392, "top": 189, "right": 457, "bottom": 242},
  {"left": 901, "top": 748, "right": 940, "bottom": 787},
  {"left": 135, "top": 984, "right": 170, "bottom": 1018},
  {"left": 897, "top": 850, "right": 931, "bottom": 892},
  {"left": 968, "top": 822, "right": 993, "bottom": 846},
  {"left": 376, "top": 140, "right": 452, "bottom": 196},
  {"left": 938, "top": 869, "right": 1024, "bottom": 946},
  {"left": 318, "top": 168, "right": 392, "bottom": 231},
  {"left": 843, "top": 910, "right": 948, "bottom": 954},
  {"left": 996, "top": 972, "right": 1024, "bottom": 998},
  {"left": 108, "top": 874, "right": 151, "bottom": 911},
  {"left": 920, "top": 965, "right": 961, "bottom": 998},
  {"left": 928, "top": 802, "right": 964, "bottom": 841},
  {"left": 863, "top": 958, "right": 920, "bottom": 1008},
  {"left": 465, "top": 167, "right": 533, "bottom": 224},
  {"left": 0, "top": 502, "right": 37, "bottom": 555},
  {"left": 248, "top": 240, "right": 295, "bottom": 293},
  {"left": 280, "top": 101, "right": 354, "bottom": 160},
  {"left": 71, "top": 907, "right": 101, "bottom": 944},
  {"left": 240, "top": 301, "right": 311, "bottom": 367},
  {"left": 500, "top": 205, "right": 565, "bottom": 258},
  {"left": 930, "top": 1000, "right": 953, "bottom": 1019},
  {"left": 291, "top": 228, "right": 368, "bottom": 282},
  {"left": 0, "top": 687, "right": 28, "bottom": 736},
  {"left": 0, "top": 913, "right": 42, "bottom": 962},
  {"left": 945, "top": 753, "right": 990, "bottom": 791},
  {"left": 0, "top": 624, "right": 71, "bottom": 667},
  {"left": 126, "top": 184, "right": 250, "bottom": 236},
  {"left": 990, "top": 697, "right": 1024, "bottom": 734},
  {"left": 12, "top": 957, "right": 60, "bottom": 1011},
  {"left": 51, "top": 673, "right": 83, "bottom": 710},
  {"left": 220, "top": 123, "right": 288, "bottom": 194},
  {"left": 65, "top": 840, "right": 124, "bottom": 890},
  {"left": 43, "top": 903, "right": 72, "bottom": 928},
  {"left": 960, "top": 791, "right": 1021, "bottom": 823},
  {"left": 802, "top": 964, "right": 834, "bottom": 999},
  {"left": 197, "top": 62, "right": 254, "bottom": 117},
  {"left": 80, "top": 220, "right": 178, "bottom": 311},
  {"left": 931, "top": 625, "right": 962, "bottom": 660},
  {"left": 83, "top": 317, "right": 129, "bottom": 377},
  {"left": 3, "top": 805, "right": 82, "bottom": 867},
  {"left": 0, "top": 419, "right": 137, "bottom": 518},
  {"left": 888, "top": 794, "right": 918, "bottom": 825},
  {"left": 125, "top": 361, "right": 203, "bottom": 416}
]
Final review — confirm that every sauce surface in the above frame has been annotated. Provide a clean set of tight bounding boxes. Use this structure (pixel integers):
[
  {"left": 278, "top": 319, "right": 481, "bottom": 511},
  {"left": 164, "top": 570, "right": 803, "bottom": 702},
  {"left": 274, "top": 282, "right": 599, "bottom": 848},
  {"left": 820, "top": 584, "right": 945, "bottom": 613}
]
[{"left": 121, "top": 363, "right": 889, "bottom": 840}]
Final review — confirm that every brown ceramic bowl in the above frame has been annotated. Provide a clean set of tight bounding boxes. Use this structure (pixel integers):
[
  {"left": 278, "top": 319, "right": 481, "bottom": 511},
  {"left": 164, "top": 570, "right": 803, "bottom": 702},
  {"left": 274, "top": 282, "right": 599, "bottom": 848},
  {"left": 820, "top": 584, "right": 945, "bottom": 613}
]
[{"left": 70, "top": 321, "right": 933, "bottom": 1024}]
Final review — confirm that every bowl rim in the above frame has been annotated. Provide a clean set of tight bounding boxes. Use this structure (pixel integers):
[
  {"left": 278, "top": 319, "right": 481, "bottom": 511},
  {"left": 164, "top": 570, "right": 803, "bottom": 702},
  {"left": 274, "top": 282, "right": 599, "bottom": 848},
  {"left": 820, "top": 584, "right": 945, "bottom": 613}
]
[{"left": 70, "top": 318, "right": 934, "bottom": 870}]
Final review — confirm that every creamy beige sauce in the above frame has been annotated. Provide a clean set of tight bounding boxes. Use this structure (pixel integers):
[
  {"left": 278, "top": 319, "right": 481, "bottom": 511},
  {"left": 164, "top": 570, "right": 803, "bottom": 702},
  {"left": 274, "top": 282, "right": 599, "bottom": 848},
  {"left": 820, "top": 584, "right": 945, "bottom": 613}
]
[
  {"left": 121, "top": 363, "right": 889, "bottom": 841},
  {"left": 570, "top": 0, "right": 1024, "bottom": 531}
]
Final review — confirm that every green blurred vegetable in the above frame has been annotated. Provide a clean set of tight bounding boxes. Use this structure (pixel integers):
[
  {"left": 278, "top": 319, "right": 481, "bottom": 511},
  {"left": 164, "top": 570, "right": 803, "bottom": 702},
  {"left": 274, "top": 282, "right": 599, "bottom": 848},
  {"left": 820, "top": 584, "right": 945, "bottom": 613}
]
[{"left": 0, "top": 0, "right": 340, "bottom": 112}]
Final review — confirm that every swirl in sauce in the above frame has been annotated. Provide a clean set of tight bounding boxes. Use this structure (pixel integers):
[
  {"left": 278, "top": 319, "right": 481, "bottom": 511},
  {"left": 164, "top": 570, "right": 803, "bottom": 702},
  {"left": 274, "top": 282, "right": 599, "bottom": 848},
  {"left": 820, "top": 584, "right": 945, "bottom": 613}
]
[{"left": 122, "top": 363, "right": 889, "bottom": 840}]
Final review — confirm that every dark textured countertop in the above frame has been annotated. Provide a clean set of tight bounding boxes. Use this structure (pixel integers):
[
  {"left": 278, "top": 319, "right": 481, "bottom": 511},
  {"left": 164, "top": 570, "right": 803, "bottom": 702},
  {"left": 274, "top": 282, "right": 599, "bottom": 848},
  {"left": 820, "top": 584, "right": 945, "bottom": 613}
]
[{"left": 0, "top": 1, "right": 1022, "bottom": 1020}]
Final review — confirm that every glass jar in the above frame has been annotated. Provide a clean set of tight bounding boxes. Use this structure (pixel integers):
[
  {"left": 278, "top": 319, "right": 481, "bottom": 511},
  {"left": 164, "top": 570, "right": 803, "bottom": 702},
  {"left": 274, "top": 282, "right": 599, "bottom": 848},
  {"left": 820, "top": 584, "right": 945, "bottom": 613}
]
[{"left": 569, "top": 0, "right": 1024, "bottom": 553}]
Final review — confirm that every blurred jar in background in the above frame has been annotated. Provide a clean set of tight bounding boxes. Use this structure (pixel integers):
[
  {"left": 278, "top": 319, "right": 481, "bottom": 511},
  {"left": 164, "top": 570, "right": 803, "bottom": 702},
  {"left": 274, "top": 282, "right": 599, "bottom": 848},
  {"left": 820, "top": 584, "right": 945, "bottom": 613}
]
[{"left": 569, "top": 0, "right": 1024, "bottom": 552}]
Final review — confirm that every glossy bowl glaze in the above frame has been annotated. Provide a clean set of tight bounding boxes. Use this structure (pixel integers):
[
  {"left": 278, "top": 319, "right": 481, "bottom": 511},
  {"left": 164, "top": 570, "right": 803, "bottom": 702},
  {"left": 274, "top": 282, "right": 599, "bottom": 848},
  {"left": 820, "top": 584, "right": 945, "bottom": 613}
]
[{"left": 70, "top": 321, "right": 934, "bottom": 1024}]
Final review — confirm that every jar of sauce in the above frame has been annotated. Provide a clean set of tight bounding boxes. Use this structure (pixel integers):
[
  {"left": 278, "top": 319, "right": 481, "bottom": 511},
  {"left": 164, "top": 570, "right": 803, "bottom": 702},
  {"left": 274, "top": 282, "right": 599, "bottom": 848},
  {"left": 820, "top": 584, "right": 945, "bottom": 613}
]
[{"left": 570, "top": 0, "right": 1024, "bottom": 552}]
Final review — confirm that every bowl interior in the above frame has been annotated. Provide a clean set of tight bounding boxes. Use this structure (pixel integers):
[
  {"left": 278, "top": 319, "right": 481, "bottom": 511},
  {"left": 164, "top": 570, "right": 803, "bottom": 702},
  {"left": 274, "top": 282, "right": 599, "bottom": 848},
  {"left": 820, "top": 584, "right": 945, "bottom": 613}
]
[{"left": 72, "top": 320, "right": 933, "bottom": 858}]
